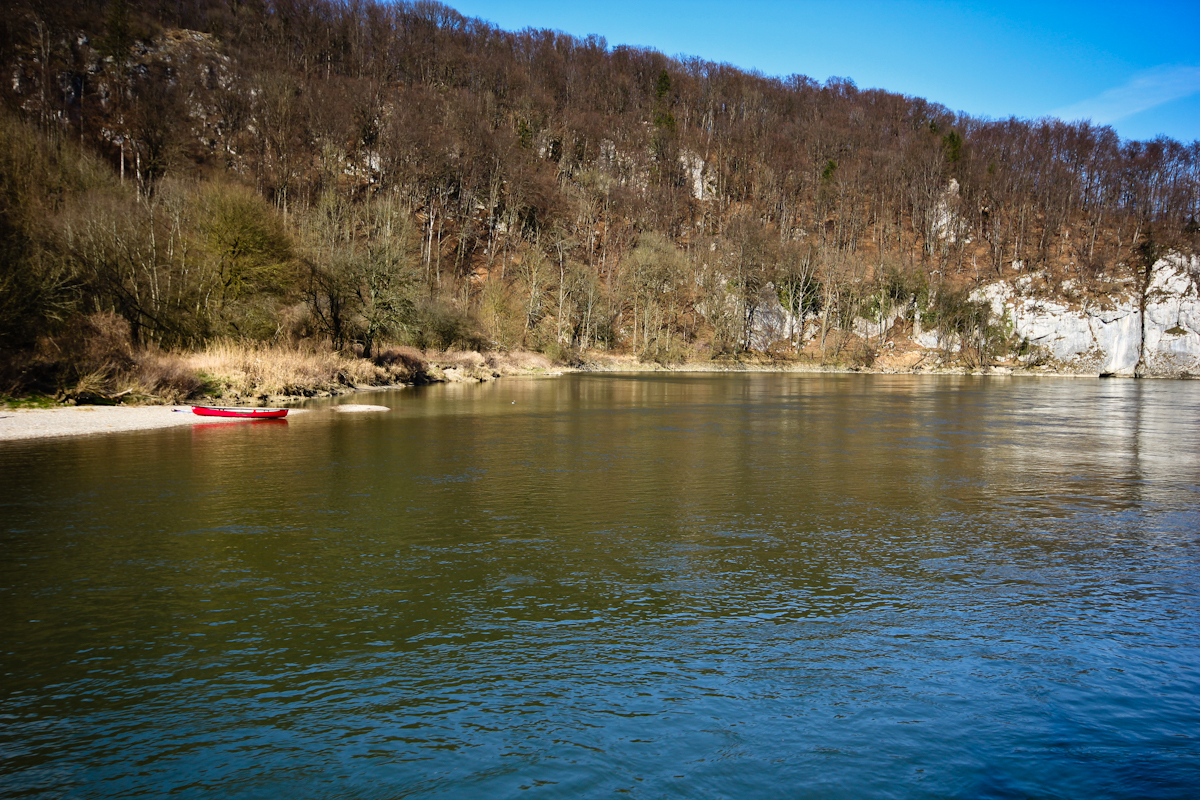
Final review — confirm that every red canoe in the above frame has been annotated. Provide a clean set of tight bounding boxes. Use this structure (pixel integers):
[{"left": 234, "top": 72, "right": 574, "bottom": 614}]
[{"left": 192, "top": 405, "right": 289, "bottom": 419}]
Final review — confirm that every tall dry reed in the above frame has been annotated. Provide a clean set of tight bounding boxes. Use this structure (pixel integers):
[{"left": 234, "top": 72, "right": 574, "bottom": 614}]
[{"left": 182, "top": 339, "right": 420, "bottom": 398}]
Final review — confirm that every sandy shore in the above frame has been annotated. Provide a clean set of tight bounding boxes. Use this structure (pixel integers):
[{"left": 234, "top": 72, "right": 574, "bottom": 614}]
[{"left": 0, "top": 406, "right": 307, "bottom": 442}]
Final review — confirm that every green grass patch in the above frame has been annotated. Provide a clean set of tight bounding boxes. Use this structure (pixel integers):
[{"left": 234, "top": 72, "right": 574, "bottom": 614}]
[{"left": 0, "top": 394, "right": 62, "bottom": 409}]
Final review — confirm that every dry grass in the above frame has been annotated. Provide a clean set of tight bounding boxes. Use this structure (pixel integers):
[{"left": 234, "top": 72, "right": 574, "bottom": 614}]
[
  {"left": 373, "top": 346, "right": 427, "bottom": 375},
  {"left": 129, "top": 349, "right": 212, "bottom": 402},
  {"left": 8, "top": 317, "right": 573, "bottom": 404},
  {"left": 47, "top": 336, "right": 428, "bottom": 404},
  {"left": 418, "top": 348, "right": 556, "bottom": 381},
  {"left": 488, "top": 350, "right": 554, "bottom": 373},
  {"left": 431, "top": 349, "right": 488, "bottom": 369},
  {"left": 181, "top": 339, "right": 423, "bottom": 399}
]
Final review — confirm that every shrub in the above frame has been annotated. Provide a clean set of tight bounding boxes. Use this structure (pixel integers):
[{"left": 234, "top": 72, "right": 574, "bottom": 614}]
[
  {"left": 0, "top": 114, "right": 114, "bottom": 349},
  {"left": 42, "top": 312, "right": 135, "bottom": 391},
  {"left": 373, "top": 346, "right": 427, "bottom": 382},
  {"left": 864, "top": 266, "right": 928, "bottom": 320},
  {"left": 921, "top": 288, "right": 1005, "bottom": 365},
  {"left": 133, "top": 350, "right": 212, "bottom": 401},
  {"left": 411, "top": 301, "right": 487, "bottom": 351}
]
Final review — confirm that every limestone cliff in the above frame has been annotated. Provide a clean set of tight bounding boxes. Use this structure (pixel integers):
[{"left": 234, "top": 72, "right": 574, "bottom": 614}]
[{"left": 971, "top": 255, "right": 1200, "bottom": 377}]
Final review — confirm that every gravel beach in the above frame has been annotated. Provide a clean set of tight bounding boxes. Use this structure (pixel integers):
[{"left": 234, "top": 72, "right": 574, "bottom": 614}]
[{"left": 0, "top": 406, "right": 305, "bottom": 442}]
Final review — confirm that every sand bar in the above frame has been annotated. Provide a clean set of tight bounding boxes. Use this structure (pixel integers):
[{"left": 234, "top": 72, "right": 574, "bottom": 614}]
[{"left": 0, "top": 406, "right": 305, "bottom": 442}]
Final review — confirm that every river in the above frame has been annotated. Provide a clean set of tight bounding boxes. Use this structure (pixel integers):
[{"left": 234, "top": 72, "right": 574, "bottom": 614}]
[{"left": 2, "top": 374, "right": 1199, "bottom": 798}]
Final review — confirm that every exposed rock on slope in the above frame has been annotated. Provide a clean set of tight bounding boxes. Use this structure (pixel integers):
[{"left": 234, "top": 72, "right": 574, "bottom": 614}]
[{"left": 973, "top": 256, "right": 1200, "bottom": 377}]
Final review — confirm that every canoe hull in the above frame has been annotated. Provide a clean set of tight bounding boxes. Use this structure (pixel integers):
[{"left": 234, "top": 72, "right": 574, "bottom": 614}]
[{"left": 192, "top": 406, "right": 288, "bottom": 419}]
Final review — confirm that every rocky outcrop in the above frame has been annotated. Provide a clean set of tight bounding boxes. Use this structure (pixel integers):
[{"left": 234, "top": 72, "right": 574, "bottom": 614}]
[
  {"left": 737, "top": 255, "right": 1200, "bottom": 378},
  {"left": 972, "top": 255, "right": 1200, "bottom": 377}
]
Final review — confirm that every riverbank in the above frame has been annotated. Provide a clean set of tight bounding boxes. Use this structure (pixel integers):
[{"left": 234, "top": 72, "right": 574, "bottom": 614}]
[
  {"left": 11, "top": 313, "right": 1193, "bottom": 424},
  {"left": 0, "top": 360, "right": 1120, "bottom": 443},
  {"left": 0, "top": 405, "right": 316, "bottom": 442},
  {"left": 564, "top": 350, "right": 1094, "bottom": 378}
]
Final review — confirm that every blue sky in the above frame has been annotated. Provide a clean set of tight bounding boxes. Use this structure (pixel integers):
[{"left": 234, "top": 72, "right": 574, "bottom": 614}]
[{"left": 448, "top": 0, "right": 1200, "bottom": 144}]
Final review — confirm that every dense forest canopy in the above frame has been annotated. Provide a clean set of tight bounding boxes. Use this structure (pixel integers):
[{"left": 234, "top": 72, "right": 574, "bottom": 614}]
[{"left": 2, "top": 0, "right": 1198, "bottom": 370}]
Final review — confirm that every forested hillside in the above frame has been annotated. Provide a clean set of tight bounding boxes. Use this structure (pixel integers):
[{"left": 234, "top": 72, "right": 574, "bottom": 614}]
[{"left": 3, "top": 0, "right": 1199, "bottom": 391}]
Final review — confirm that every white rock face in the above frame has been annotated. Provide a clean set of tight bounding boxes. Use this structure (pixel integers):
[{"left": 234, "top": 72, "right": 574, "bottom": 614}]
[
  {"left": 913, "top": 328, "right": 943, "bottom": 350},
  {"left": 972, "top": 255, "right": 1200, "bottom": 376},
  {"left": 748, "top": 288, "right": 797, "bottom": 350},
  {"left": 852, "top": 310, "right": 904, "bottom": 341},
  {"left": 737, "top": 254, "right": 1198, "bottom": 377},
  {"left": 1142, "top": 257, "right": 1200, "bottom": 375},
  {"left": 678, "top": 148, "right": 713, "bottom": 201},
  {"left": 932, "top": 179, "right": 960, "bottom": 242}
]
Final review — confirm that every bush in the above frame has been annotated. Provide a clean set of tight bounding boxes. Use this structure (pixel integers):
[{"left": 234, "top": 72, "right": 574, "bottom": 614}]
[
  {"left": 865, "top": 266, "right": 928, "bottom": 320},
  {"left": 850, "top": 337, "right": 877, "bottom": 368},
  {"left": 921, "top": 288, "right": 1004, "bottom": 365},
  {"left": 923, "top": 289, "right": 989, "bottom": 338},
  {"left": 0, "top": 114, "right": 114, "bottom": 349},
  {"left": 411, "top": 301, "right": 487, "bottom": 351},
  {"left": 43, "top": 312, "right": 136, "bottom": 392},
  {"left": 132, "top": 350, "right": 212, "bottom": 401},
  {"left": 373, "top": 346, "right": 427, "bottom": 382}
]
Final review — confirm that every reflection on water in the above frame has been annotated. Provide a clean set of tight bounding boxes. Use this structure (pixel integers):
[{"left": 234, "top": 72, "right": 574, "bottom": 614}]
[{"left": 2, "top": 375, "right": 1199, "bottom": 799}]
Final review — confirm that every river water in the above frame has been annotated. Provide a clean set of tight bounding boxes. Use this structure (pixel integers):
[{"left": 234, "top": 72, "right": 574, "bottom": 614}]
[{"left": 2, "top": 374, "right": 1199, "bottom": 799}]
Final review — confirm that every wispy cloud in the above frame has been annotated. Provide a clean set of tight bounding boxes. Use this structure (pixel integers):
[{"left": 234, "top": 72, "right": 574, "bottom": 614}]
[{"left": 1053, "top": 65, "right": 1200, "bottom": 125}]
